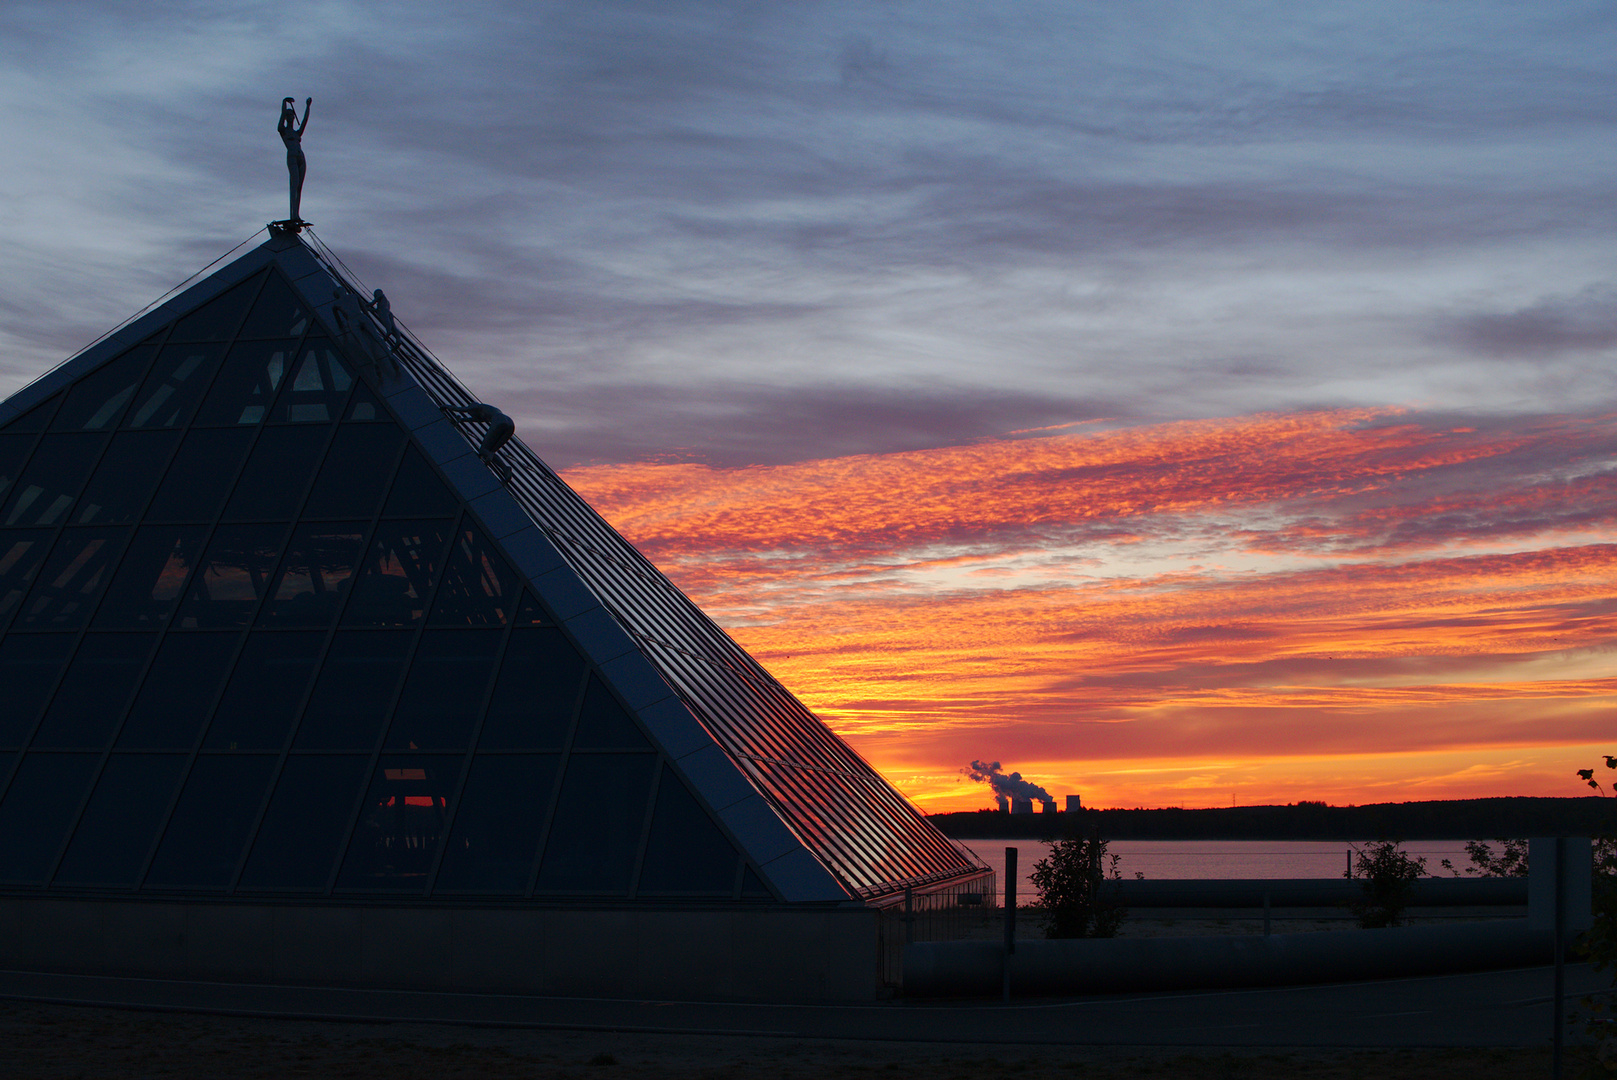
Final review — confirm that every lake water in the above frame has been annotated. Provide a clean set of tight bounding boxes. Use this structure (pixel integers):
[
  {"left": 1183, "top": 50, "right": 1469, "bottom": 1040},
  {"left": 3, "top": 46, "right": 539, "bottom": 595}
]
[{"left": 957, "top": 838, "right": 1486, "bottom": 898}]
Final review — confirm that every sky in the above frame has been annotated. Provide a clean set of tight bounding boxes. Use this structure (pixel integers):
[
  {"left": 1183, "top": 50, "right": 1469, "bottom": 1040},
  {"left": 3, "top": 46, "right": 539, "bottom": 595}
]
[{"left": 1, "top": 1, "right": 1615, "bottom": 812}]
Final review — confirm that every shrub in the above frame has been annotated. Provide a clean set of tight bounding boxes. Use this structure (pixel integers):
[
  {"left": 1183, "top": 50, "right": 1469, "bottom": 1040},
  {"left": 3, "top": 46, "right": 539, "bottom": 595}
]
[
  {"left": 1346, "top": 840, "right": 1426, "bottom": 928},
  {"left": 1440, "top": 838, "right": 1528, "bottom": 878},
  {"left": 1029, "top": 831, "right": 1126, "bottom": 938}
]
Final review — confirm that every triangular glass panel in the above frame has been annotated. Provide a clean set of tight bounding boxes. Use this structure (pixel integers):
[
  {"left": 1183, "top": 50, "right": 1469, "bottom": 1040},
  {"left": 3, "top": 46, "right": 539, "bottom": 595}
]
[
  {"left": 3, "top": 433, "right": 108, "bottom": 527},
  {"left": 344, "top": 382, "right": 385, "bottom": 422},
  {"left": 571, "top": 674, "right": 651, "bottom": 750},
  {"left": 177, "top": 522, "right": 289, "bottom": 629},
  {"left": 72, "top": 430, "right": 181, "bottom": 525},
  {"left": 514, "top": 591, "right": 548, "bottom": 626},
  {"left": 235, "top": 271, "right": 310, "bottom": 340},
  {"left": 534, "top": 752, "right": 656, "bottom": 894},
  {"left": 0, "top": 633, "right": 73, "bottom": 745},
  {"left": 270, "top": 339, "right": 353, "bottom": 424},
  {"left": 343, "top": 519, "right": 455, "bottom": 627},
  {"left": 257, "top": 522, "right": 366, "bottom": 627},
  {"left": 335, "top": 754, "right": 462, "bottom": 891},
  {"left": 194, "top": 340, "right": 299, "bottom": 426},
  {"left": 147, "top": 428, "right": 255, "bottom": 522},
  {"left": 14, "top": 526, "right": 130, "bottom": 630},
  {"left": 0, "top": 530, "right": 55, "bottom": 629},
  {"left": 145, "top": 754, "right": 278, "bottom": 889},
  {"left": 167, "top": 273, "right": 263, "bottom": 342},
  {"left": 239, "top": 754, "right": 369, "bottom": 890},
  {"left": 384, "top": 628, "right": 501, "bottom": 750},
  {"left": 92, "top": 524, "right": 207, "bottom": 629},
  {"left": 126, "top": 342, "right": 226, "bottom": 430},
  {"left": 637, "top": 764, "right": 741, "bottom": 896},
  {"left": 117, "top": 631, "right": 239, "bottom": 749},
  {"left": 0, "top": 752, "right": 101, "bottom": 883},
  {"left": 203, "top": 630, "right": 323, "bottom": 750},
  {"left": 302, "top": 424, "right": 406, "bottom": 519},
  {"left": 293, "top": 629, "right": 412, "bottom": 750},
  {"left": 433, "top": 753, "right": 560, "bottom": 893},
  {"left": 2, "top": 394, "right": 59, "bottom": 433},
  {"left": 382, "top": 445, "right": 460, "bottom": 518},
  {"left": 740, "top": 866, "right": 774, "bottom": 898},
  {"left": 479, "top": 626, "right": 586, "bottom": 750},
  {"left": 54, "top": 753, "right": 188, "bottom": 886},
  {"left": 31, "top": 632, "right": 156, "bottom": 749},
  {"left": 429, "top": 523, "right": 518, "bottom": 626},
  {"left": 0, "top": 433, "right": 36, "bottom": 507},
  {"left": 50, "top": 346, "right": 155, "bottom": 432},
  {"left": 221, "top": 425, "right": 331, "bottom": 522}
]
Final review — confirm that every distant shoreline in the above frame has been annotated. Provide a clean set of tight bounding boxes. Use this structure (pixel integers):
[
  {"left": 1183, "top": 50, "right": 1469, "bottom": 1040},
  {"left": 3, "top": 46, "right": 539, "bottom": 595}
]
[{"left": 927, "top": 795, "right": 1615, "bottom": 841}]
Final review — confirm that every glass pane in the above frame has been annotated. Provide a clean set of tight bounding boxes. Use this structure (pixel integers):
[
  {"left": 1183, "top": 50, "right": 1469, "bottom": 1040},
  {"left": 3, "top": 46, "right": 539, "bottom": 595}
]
[
  {"left": 50, "top": 346, "right": 154, "bottom": 431},
  {"left": 514, "top": 591, "right": 548, "bottom": 626},
  {"left": 293, "top": 630, "right": 412, "bottom": 750},
  {"left": 235, "top": 272, "right": 310, "bottom": 340},
  {"left": 204, "top": 630, "right": 323, "bottom": 750},
  {"left": 239, "top": 754, "right": 368, "bottom": 890},
  {"left": 31, "top": 633, "right": 156, "bottom": 748},
  {"left": 0, "top": 752, "right": 100, "bottom": 883},
  {"left": 336, "top": 754, "right": 461, "bottom": 891},
  {"left": 429, "top": 524, "right": 518, "bottom": 626},
  {"left": 0, "top": 633, "right": 73, "bottom": 744},
  {"left": 118, "top": 632, "right": 239, "bottom": 749},
  {"left": 147, "top": 427, "right": 255, "bottom": 522},
  {"left": 534, "top": 753, "right": 656, "bottom": 894},
  {"left": 145, "top": 754, "right": 278, "bottom": 889},
  {"left": 1, "top": 394, "right": 58, "bottom": 433},
  {"left": 222, "top": 425, "right": 330, "bottom": 521},
  {"left": 72, "top": 429, "right": 181, "bottom": 524},
  {"left": 0, "top": 432, "right": 34, "bottom": 506},
  {"left": 269, "top": 339, "right": 352, "bottom": 424},
  {"left": 92, "top": 524, "right": 206, "bottom": 629},
  {"left": 384, "top": 629, "right": 501, "bottom": 750},
  {"left": 54, "top": 753, "right": 187, "bottom": 886},
  {"left": 638, "top": 765, "right": 740, "bottom": 895},
  {"left": 0, "top": 530, "right": 55, "bottom": 628},
  {"left": 741, "top": 866, "right": 774, "bottom": 898},
  {"left": 382, "top": 445, "right": 461, "bottom": 518},
  {"left": 344, "top": 383, "right": 384, "bottom": 422},
  {"left": 167, "top": 273, "right": 261, "bottom": 342},
  {"left": 257, "top": 522, "right": 366, "bottom": 627},
  {"left": 125, "top": 343, "right": 225, "bottom": 429},
  {"left": 434, "top": 754, "right": 560, "bottom": 893},
  {"left": 572, "top": 674, "right": 650, "bottom": 750},
  {"left": 14, "top": 527, "right": 130, "bottom": 630},
  {"left": 342, "top": 519, "right": 454, "bottom": 628},
  {"left": 303, "top": 424, "right": 406, "bottom": 519},
  {"left": 193, "top": 340, "right": 299, "bottom": 426},
  {"left": 478, "top": 627, "right": 585, "bottom": 750},
  {"left": 3, "top": 432, "right": 108, "bottom": 527},
  {"left": 175, "top": 522, "right": 288, "bottom": 628}
]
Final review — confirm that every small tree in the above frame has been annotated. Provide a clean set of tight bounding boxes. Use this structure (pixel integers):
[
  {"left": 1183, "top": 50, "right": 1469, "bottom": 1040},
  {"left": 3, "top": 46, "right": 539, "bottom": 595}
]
[
  {"left": 1575, "top": 755, "right": 1617, "bottom": 1064},
  {"left": 1440, "top": 838, "right": 1528, "bottom": 878},
  {"left": 1346, "top": 840, "right": 1426, "bottom": 928},
  {"left": 1029, "top": 830, "right": 1125, "bottom": 938}
]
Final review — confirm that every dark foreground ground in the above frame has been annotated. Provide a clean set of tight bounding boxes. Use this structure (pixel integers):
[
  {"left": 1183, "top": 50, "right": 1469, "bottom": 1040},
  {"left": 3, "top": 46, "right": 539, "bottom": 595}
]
[{"left": 0, "top": 998, "right": 1586, "bottom": 1080}]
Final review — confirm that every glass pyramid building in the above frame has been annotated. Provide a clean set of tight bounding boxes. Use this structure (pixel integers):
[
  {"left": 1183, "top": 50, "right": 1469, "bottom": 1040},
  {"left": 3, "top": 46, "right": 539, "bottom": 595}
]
[{"left": 0, "top": 230, "right": 988, "bottom": 916}]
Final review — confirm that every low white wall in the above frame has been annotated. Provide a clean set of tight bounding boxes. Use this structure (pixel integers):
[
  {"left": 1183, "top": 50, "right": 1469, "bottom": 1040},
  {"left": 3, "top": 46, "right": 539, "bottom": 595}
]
[
  {"left": 905, "top": 920, "right": 1553, "bottom": 997},
  {"left": 0, "top": 897, "right": 878, "bottom": 1003}
]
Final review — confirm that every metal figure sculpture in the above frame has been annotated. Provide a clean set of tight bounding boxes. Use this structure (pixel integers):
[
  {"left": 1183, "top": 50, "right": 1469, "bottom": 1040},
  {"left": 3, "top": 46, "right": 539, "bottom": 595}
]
[
  {"left": 278, "top": 96, "right": 312, "bottom": 224},
  {"left": 443, "top": 402, "right": 516, "bottom": 483},
  {"left": 330, "top": 286, "right": 397, "bottom": 376}
]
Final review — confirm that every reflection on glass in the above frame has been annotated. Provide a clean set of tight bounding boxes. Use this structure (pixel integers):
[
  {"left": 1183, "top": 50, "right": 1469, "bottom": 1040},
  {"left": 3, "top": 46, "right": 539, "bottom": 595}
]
[
  {"left": 92, "top": 524, "right": 206, "bottom": 629},
  {"left": 336, "top": 754, "right": 461, "bottom": 891},
  {"left": 72, "top": 430, "right": 181, "bottom": 524},
  {"left": 147, "top": 428, "right": 255, "bottom": 522},
  {"left": 434, "top": 754, "right": 560, "bottom": 893},
  {"left": 126, "top": 343, "right": 225, "bottom": 429},
  {"left": 0, "top": 530, "right": 54, "bottom": 627},
  {"left": 3, "top": 433, "right": 107, "bottom": 527},
  {"left": 1, "top": 394, "right": 58, "bottom": 433},
  {"left": 14, "top": 526, "right": 129, "bottom": 629},
  {"left": 382, "top": 445, "right": 461, "bottom": 518},
  {"left": 344, "top": 384, "right": 383, "bottom": 422},
  {"left": 194, "top": 340, "right": 299, "bottom": 426},
  {"left": 430, "top": 525, "right": 518, "bottom": 626},
  {"left": 168, "top": 274, "right": 260, "bottom": 342},
  {"left": 49, "top": 346, "right": 154, "bottom": 432},
  {"left": 258, "top": 522, "right": 366, "bottom": 626},
  {"left": 0, "top": 433, "right": 34, "bottom": 506},
  {"left": 342, "top": 519, "right": 453, "bottom": 627},
  {"left": 234, "top": 272, "right": 309, "bottom": 340},
  {"left": 177, "top": 523, "right": 287, "bottom": 628},
  {"left": 270, "top": 340, "right": 352, "bottom": 423}
]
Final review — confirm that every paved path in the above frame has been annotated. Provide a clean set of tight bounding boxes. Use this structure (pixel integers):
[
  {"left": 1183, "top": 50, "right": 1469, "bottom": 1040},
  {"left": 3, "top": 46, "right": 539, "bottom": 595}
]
[{"left": 0, "top": 964, "right": 1606, "bottom": 1047}]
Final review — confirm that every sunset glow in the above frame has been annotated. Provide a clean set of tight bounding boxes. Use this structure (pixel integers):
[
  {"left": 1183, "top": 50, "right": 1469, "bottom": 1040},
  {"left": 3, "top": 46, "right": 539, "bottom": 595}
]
[{"left": 565, "top": 408, "right": 1617, "bottom": 812}]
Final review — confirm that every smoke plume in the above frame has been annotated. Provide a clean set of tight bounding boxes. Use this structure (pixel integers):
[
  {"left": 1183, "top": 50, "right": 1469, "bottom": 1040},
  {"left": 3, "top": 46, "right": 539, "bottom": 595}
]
[{"left": 964, "top": 760, "right": 1053, "bottom": 803}]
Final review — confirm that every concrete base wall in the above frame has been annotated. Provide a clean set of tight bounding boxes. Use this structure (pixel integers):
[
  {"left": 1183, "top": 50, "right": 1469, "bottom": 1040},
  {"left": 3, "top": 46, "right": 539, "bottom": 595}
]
[
  {"left": 905, "top": 920, "right": 1552, "bottom": 997},
  {"left": 0, "top": 897, "right": 879, "bottom": 1003}
]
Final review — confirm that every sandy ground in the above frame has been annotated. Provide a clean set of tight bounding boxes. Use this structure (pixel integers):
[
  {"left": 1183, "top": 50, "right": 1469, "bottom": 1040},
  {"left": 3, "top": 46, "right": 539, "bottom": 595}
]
[{"left": 0, "top": 998, "right": 1578, "bottom": 1079}]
